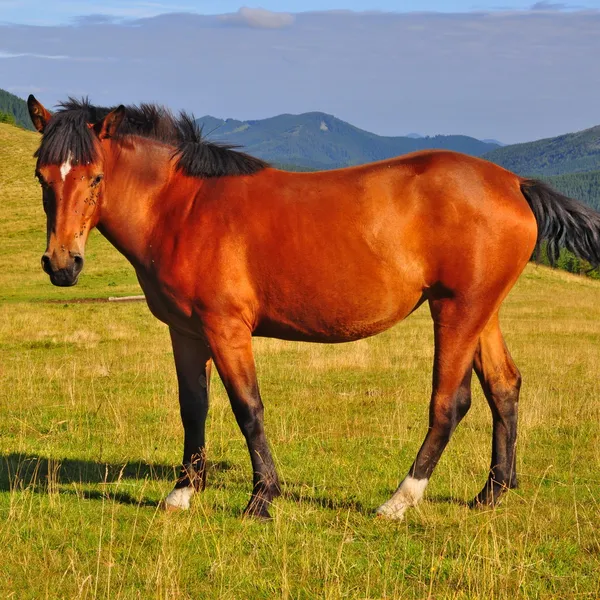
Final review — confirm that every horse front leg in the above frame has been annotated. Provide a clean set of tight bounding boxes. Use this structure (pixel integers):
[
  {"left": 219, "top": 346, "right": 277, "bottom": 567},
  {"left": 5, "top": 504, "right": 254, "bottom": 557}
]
[
  {"left": 205, "top": 319, "right": 280, "bottom": 520},
  {"left": 164, "top": 328, "right": 212, "bottom": 511}
]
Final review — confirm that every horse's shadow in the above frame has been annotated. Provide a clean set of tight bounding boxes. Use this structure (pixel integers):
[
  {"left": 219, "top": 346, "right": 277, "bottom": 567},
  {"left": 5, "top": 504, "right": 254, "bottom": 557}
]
[
  {"left": 281, "top": 489, "right": 467, "bottom": 517},
  {"left": 0, "top": 453, "right": 231, "bottom": 507},
  {"left": 0, "top": 453, "right": 468, "bottom": 512},
  {"left": 282, "top": 488, "right": 371, "bottom": 515},
  {"left": 426, "top": 494, "right": 469, "bottom": 507}
]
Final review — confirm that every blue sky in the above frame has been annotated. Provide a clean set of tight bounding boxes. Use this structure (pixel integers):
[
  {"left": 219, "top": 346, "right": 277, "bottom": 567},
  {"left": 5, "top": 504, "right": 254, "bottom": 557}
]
[
  {"left": 2, "top": 0, "right": 600, "bottom": 25},
  {"left": 1, "top": 3, "right": 599, "bottom": 142}
]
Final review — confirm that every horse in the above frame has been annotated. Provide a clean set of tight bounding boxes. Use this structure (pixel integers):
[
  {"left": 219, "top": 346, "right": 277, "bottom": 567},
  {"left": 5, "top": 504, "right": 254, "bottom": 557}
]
[{"left": 27, "top": 95, "right": 600, "bottom": 521}]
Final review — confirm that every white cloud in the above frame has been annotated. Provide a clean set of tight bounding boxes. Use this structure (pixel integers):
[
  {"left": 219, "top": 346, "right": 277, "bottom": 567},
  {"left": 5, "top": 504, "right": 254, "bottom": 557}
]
[
  {"left": 0, "top": 51, "right": 71, "bottom": 59},
  {"left": 0, "top": 50, "right": 116, "bottom": 62},
  {"left": 219, "top": 7, "right": 295, "bottom": 29}
]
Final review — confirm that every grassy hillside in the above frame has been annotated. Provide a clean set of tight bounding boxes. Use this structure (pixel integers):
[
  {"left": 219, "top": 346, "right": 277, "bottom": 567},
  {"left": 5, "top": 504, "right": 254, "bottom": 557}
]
[
  {"left": 2, "top": 122, "right": 600, "bottom": 598},
  {"left": 0, "top": 88, "right": 35, "bottom": 131},
  {"left": 484, "top": 124, "right": 600, "bottom": 176},
  {"left": 197, "top": 112, "right": 499, "bottom": 170}
]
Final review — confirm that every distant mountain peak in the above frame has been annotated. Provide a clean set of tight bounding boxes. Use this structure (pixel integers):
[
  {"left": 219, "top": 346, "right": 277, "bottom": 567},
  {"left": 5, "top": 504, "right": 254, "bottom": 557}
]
[
  {"left": 482, "top": 138, "right": 505, "bottom": 146},
  {"left": 195, "top": 111, "right": 499, "bottom": 170}
]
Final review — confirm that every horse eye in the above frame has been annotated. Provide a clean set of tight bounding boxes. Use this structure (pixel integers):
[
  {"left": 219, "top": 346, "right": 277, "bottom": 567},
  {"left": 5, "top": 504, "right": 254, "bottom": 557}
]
[{"left": 91, "top": 174, "right": 104, "bottom": 187}]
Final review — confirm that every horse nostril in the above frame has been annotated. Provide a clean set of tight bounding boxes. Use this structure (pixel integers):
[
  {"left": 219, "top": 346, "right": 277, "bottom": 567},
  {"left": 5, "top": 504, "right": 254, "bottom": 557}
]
[
  {"left": 72, "top": 254, "right": 84, "bottom": 273},
  {"left": 41, "top": 254, "right": 52, "bottom": 274}
]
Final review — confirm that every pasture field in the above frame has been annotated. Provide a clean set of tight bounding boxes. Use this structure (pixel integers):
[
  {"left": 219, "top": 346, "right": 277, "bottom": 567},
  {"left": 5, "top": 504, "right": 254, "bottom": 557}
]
[{"left": 1, "top": 123, "right": 600, "bottom": 599}]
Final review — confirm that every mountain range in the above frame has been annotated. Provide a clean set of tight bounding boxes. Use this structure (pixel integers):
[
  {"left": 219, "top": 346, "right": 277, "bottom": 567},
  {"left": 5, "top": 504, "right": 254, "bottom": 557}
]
[
  {"left": 2, "top": 88, "right": 600, "bottom": 179},
  {"left": 196, "top": 112, "right": 499, "bottom": 170}
]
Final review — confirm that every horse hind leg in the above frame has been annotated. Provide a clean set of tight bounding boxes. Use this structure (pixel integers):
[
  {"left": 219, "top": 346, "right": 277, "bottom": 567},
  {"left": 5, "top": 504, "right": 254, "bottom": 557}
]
[
  {"left": 472, "top": 313, "right": 521, "bottom": 506},
  {"left": 377, "top": 298, "right": 486, "bottom": 520}
]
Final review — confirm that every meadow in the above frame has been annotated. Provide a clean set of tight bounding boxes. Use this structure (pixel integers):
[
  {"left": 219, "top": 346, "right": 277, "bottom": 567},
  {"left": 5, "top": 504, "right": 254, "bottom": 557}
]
[{"left": 1, "top": 123, "right": 599, "bottom": 599}]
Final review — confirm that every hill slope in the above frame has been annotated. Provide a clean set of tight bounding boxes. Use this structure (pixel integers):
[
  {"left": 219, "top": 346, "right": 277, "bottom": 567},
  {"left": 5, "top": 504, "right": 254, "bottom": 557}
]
[
  {"left": 484, "top": 124, "right": 600, "bottom": 176},
  {"left": 0, "top": 89, "right": 34, "bottom": 130},
  {"left": 196, "top": 112, "right": 499, "bottom": 169},
  {"left": 543, "top": 170, "right": 600, "bottom": 212}
]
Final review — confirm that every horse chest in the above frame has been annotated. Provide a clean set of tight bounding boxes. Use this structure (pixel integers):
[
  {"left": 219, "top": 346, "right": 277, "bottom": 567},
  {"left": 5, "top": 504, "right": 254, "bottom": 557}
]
[{"left": 134, "top": 269, "right": 198, "bottom": 334}]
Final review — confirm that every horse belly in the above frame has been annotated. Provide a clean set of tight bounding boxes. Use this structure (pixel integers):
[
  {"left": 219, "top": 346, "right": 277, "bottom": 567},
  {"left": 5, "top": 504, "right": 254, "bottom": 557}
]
[{"left": 255, "top": 276, "right": 424, "bottom": 343}]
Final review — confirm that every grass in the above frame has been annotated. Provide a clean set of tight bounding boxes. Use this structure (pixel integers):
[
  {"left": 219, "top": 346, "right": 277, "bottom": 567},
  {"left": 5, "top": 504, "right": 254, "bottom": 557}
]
[{"left": 1, "top": 123, "right": 600, "bottom": 598}]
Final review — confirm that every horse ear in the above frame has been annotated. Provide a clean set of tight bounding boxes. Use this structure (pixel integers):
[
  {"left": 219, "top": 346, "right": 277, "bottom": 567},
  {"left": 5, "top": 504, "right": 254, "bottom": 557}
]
[
  {"left": 27, "top": 95, "right": 51, "bottom": 133},
  {"left": 97, "top": 105, "right": 126, "bottom": 139}
]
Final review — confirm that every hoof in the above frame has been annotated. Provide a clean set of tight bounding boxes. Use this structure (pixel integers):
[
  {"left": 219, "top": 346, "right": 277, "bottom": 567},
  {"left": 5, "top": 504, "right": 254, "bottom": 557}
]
[
  {"left": 470, "top": 481, "right": 513, "bottom": 509},
  {"left": 243, "top": 508, "right": 273, "bottom": 522},
  {"left": 164, "top": 486, "right": 194, "bottom": 511},
  {"left": 375, "top": 501, "right": 408, "bottom": 521},
  {"left": 376, "top": 476, "right": 428, "bottom": 520},
  {"left": 468, "top": 491, "right": 492, "bottom": 509},
  {"left": 469, "top": 494, "right": 503, "bottom": 509},
  {"left": 243, "top": 496, "right": 274, "bottom": 521}
]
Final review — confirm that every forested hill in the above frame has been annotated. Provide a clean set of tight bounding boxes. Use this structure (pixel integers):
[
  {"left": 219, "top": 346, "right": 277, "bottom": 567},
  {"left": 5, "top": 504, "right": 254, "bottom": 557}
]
[
  {"left": 484, "top": 124, "right": 600, "bottom": 176},
  {"left": 543, "top": 170, "right": 600, "bottom": 211},
  {"left": 196, "top": 112, "right": 500, "bottom": 170},
  {"left": 0, "top": 89, "right": 34, "bottom": 130}
]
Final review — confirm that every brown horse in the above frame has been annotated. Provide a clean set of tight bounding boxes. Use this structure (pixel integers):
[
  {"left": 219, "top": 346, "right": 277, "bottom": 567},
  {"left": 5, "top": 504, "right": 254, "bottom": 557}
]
[{"left": 27, "top": 96, "right": 600, "bottom": 520}]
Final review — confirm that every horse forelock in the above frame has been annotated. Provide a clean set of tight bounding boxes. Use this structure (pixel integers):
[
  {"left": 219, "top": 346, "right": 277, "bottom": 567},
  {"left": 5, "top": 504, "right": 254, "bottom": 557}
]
[{"left": 34, "top": 101, "right": 100, "bottom": 167}]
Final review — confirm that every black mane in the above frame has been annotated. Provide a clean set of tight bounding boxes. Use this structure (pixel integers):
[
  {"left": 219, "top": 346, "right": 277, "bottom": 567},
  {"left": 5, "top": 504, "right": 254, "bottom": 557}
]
[
  {"left": 174, "top": 112, "right": 269, "bottom": 178},
  {"left": 34, "top": 98, "right": 269, "bottom": 178}
]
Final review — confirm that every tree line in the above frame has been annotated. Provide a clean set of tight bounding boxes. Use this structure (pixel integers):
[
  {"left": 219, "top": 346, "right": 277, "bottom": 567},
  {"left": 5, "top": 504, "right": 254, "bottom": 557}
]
[
  {"left": 0, "top": 89, "right": 35, "bottom": 130},
  {"left": 542, "top": 171, "right": 600, "bottom": 211}
]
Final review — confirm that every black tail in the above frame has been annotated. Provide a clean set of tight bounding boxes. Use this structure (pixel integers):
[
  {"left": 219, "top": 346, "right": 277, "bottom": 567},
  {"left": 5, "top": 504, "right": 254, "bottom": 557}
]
[{"left": 520, "top": 179, "right": 600, "bottom": 268}]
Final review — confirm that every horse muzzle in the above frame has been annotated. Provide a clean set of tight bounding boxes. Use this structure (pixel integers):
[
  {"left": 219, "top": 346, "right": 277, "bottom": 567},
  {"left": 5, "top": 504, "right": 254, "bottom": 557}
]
[{"left": 41, "top": 252, "right": 84, "bottom": 287}]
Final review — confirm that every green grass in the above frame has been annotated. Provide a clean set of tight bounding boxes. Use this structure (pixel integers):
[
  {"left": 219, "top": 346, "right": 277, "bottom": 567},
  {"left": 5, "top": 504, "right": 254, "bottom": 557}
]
[{"left": 1, "top": 123, "right": 600, "bottom": 598}]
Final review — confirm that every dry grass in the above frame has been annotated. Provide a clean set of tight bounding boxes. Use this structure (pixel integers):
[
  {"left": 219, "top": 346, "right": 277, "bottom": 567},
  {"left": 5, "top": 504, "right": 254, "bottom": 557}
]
[{"left": 1, "top": 123, "right": 599, "bottom": 599}]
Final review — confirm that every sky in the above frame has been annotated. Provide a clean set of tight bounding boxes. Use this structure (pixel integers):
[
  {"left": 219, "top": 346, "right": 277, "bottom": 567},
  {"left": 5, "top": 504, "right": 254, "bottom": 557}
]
[
  {"left": 3, "top": 0, "right": 600, "bottom": 24},
  {"left": 1, "top": 1, "right": 599, "bottom": 143}
]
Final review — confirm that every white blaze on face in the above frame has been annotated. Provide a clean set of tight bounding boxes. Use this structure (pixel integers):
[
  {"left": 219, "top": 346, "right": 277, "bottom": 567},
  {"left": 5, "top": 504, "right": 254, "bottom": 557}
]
[
  {"left": 60, "top": 151, "right": 73, "bottom": 181},
  {"left": 376, "top": 476, "right": 429, "bottom": 520}
]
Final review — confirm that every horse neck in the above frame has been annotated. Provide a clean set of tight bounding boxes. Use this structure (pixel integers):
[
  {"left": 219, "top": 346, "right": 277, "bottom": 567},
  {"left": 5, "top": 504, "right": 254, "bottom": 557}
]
[{"left": 96, "top": 139, "right": 176, "bottom": 269}]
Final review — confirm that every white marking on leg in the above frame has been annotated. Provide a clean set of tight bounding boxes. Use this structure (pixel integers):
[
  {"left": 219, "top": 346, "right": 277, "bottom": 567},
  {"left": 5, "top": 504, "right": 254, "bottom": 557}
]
[
  {"left": 376, "top": 476, "right": 429, "bottom": 520},
  {"left": 164, "top": 486, "right": 195, "bottom": 511},
  {"left": 60, "top": 151, "right": 73, "bottom": 181}
]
